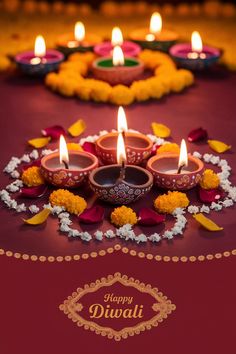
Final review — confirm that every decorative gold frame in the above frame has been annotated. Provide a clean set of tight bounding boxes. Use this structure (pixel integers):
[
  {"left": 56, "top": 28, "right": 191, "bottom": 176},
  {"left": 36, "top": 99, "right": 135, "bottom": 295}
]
[{"left": 59, "top": 272, "right": 176, "bottom": 341}]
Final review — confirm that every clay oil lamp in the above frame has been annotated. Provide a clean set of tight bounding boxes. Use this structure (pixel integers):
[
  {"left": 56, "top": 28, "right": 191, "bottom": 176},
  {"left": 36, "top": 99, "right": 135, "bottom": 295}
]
[
  {"left": 147, "top": 139, "right": 204, "bottom": 191},
  {"left": 92, "top": 44, "right": 144, "bottom": 85},
  {"left": 129, "top": 12, "right": 178, "bottom": 52},
  {"left": 169, "top": 31, "right": 221, "bottom": 70},
  {"left": 40, "top": 135, "right": 98, "bottom": 188},
  {"left": 94, "top": 26, "right": 141, "bottom": 58},
  {"left": 15, "top": 35, "right": 64, "bottom": 76},
  {"left": 95, "top": 106, "right": 153, "bottom": 165},
  {"left": 57, "top": 21, "right": 102, "bottom": 56},
  {"left": 89, "top": 132, "right": 153, "bottom": 205}
]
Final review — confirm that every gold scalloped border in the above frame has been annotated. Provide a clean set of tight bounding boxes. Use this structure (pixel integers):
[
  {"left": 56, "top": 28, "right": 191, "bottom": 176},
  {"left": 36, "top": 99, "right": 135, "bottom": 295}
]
[
  {"left": 0, "top": 244, "right": 236, "bottom": 263},
  {"left": 59, "top": 272, "right": 176, "bottom": 341}
]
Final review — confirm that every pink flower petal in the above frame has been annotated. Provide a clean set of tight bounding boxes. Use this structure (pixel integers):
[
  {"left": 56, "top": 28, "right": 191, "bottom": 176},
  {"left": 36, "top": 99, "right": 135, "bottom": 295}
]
[
  {"left": 139, "top": 207, "right": 165, "bottom": 226},
  {"left": 20, "top": 184, "right": 48, "bottom": 198},
  {"left": 78, "top": 205, "right": 104, "bottom": 224},
  {"left": 41, "top": 125, "right": 66, "bottom": 140},
  {"left": 188, "top": 127, "right": 208, "bottom": 143},
  {"left": 21, "top": 159, "right": 41, "bottom": 172},
  {"left": 82, "top": 142, "right": 97, "bottom": 156},
  {"left": 199, "top": 187, "right": 224, "bottom": 203}
]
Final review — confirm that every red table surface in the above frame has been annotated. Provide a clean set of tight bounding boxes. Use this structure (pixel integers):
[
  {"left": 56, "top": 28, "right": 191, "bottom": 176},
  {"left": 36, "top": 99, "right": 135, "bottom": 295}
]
[{"left": 0, "top": 70, "right": 236, "bottom": 354}]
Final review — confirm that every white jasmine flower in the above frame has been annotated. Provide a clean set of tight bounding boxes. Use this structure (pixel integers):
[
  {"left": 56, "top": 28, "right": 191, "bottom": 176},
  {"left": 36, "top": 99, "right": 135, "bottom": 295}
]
[
  {"left": 29, "top": 205, "right": 40, "bottom": 214},
  {"left": 210, "top": 202, "right": 223, "bottom": 211},
  {"left": 149, "top": 233, "right": 161, "bottom": 243},
  {"left": 94, "top": 231, "right": 103, "bottom": 241},
  {"left": 99, "top": 130, "right": 108, "bottom": 136},
  {"left": 68, "top": 229, "right": 80, "bottom": 237},
  {"left": 210, "top": 156, "right": 220, "bottom": 165},
  {"left": 163, "top": 231, "right": 174, "bottom": 240},
  {"left": 58, "top": 212, "right": 70, "bottom": 219},
  {"left": 218, "top": 159, "right": 228, "bottom": 167},
  {"left": 200, "top": 205, "right": 210, "bottom": 214},
  {"left": 43, "top": 203, "right": 52, "bottom": 210},
  {"left": 11, "top": 170, "right": 20, "bottom": 179},
  {"left": 172, "top": 225, "right": 183, "bottom": 235},
  {"left": 60, "top": 224, "right": 71, "bottom": 232},
  {"left": 222, "top": 199, "right": 234, "bottom": 208},
  {"left": 228, "top": 187, "right": 236, "bottom": 201},
  {"left": 135, "top": 234, "right": 147, "bottom": 243},
  {"left": 6, "top": 183, "right": 20, "bottom": 193},
  {"left": 203, "top": 153, "right": 213, "bottom": 163},
  {"left": 41, "top": 149, "right": 56, "bottom": 156},
  {"left": 30, "top": 150, "right": 39, "bottom": 159},
  {"left": 16, "top": 203, "right": 27, "bottom": 213},
  {"left": 59, "top": 217, "right": 72, "bottom": 225},
  {"left": 51, "top": 206, "right": 65, "bottom": 215},
  {"left": 105, "top": 230, "right": 116, "bottom": 238},
  {"left": 172, "top": 208, "right": 185, "bottom": 216},
  {"left": 193, "top": 151, "right": 202, "bottom": 159},
  {"left": 80, "top": 232, "right": 92, "bottom": 242},
  {"left": 21, "top": 154, "right": 30, "bottom": 163},
  {"left": 187, "top": 205, "right": 199, "bottom": 214}
]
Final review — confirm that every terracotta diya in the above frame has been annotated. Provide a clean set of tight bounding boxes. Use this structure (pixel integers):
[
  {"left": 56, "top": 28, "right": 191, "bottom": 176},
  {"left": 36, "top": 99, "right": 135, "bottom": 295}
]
[
  {"left": 170, "top": 31, "right": 221, "bottom": 71},
  {"left": 89, "top": 133, "right": 153, "bottom": 204},
  {"left": 129, "top": 12, "right": 178, "bottom": 52},
  {"left": 92, "top": 45, "right": 144, "bottom": 85},
  {"left": 147, "top": 139, "right": 204, "bottom": 190},
  {"left": 95, "top": 107, "right": 153, "bottom": 165},
  {"left": 40, "top": 135, "right": 98, "bottom": 188}
]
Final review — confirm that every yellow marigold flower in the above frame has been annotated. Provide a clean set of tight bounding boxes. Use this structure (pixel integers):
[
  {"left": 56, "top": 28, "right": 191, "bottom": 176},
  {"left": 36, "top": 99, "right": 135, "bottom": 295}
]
[
  {"left": 109, "top": 85, "right": 134, "bottom": 105},
  {"left": 145, "top": 77, "right": 166, "bottom": 99},
  {"left": 49, "top": 189, "right": 87, "bottom": 215},
  {"left": 111, "top": 206, "right": 138, "bottom": 227},
  {"left": 131, "top": 80, "right": 151, "bottom": 101},
  {"left": 57, "top": 77, "right": 80, "bottom": 97},
  {"left": 90, "top": 81, "right": 112, "bottom": 102},
  {"left": 45, "top": 72, "right": 60, "bottom": 91},
  {"left": 67, "top": 143, "right": 83, "bottom": 151},
  {"left": 0, "top": 56, "right": 12, "bottom": 72},
  {"left": 68, "top": 52, "right": 97, "bottom": 67},
  {"left": 22, "top": 166, "right": 45, "bottom": 187},
  {"left": 75, "top": 79, "right": 96, "bottom": 101},
  {"left": 59, "top": 61, "right": 88, "bottom": 76},
  {"left": 154, "top": 191, "right": 190, "bottom": 214},
  {"left": 157, "top": 143, "right": 180, "bottom": 154},
  {"left": 155, "top": 63, "right": 176, "bottom": 76},
  {"left": 177, "top": 69, "right": 194, "bottom": 87},
  {"left": 170, "top": 72, "right": 186, "bottom": 93},
  {"left": 199, "top": 169, "right": 220, "bottom": 190}
]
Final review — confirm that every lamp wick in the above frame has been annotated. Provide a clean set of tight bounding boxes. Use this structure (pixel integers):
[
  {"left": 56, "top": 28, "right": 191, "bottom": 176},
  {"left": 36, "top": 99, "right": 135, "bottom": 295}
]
[
  {"left": 62, "top": 160, "right": 69, "bottom": 169},
  {"left": 177, "top": 164, "right": 184, "bottom": 174}
]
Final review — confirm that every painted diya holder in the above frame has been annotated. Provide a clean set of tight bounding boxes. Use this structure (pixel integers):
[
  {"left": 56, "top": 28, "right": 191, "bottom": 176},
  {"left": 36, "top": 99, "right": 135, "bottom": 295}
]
[
  {"left": 89, "top": 165, "right": 153, "bottom": 204},
  {"left": 95, "top": 132, "right": 153, "bottom": 165},
  {"left": 147, "top": 153, "right": 204, "bottom": 190},
  {"left": 40, "top": 151, "right": 98, "bottom": 188}
]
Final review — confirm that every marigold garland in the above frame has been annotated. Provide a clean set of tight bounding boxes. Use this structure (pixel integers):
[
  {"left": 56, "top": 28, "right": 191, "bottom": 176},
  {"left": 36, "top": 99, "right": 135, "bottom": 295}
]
[
  {"left": 154, "top": 191, "right": 190, "bottom": 214},
  {"left": 199, "top": 169, "right": 220, "bottom": 190},
  {"left": 45, "top": 50, "right": 195, "bottom": 105},
  {"left": 111, "top": 206, "right": 138, "bottom": 227},
  {"left": 21, "top": 166, "right": 45, "bottom": 187},
  {"left": 49, "top": 189, "right": 87, "bottom": 215}
]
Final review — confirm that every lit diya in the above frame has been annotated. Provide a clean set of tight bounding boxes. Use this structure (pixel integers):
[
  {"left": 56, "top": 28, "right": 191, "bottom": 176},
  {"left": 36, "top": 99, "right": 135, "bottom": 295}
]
[
  {"left": 40, "top": 135, "right": 98, "bottom": 188},
  {"left": 129, "top": 12, "right": 178, "bottom": 52},
  {"left": 169, "top": 31, "right": 221, "bottom": 70},
  {"left": 95, "top": 107, "right": 153, "bottom": 165},
  {"left": 57, "top": 21, "right": 102, "bottom": 56},
  {"left": 92, "top": 45, "right": 144, "bottom": 85},
  {"left": 15, "top": 35, "right": 64, "bottom": 76},
  {"left": 89, "top": 132, "right": 153, "bottom": 205},
  {"left": 147, "top": 139, "right": 204, "bottom": 190},
  {"left": 94, "top": 26, "right": 141, "bottom": 58}
]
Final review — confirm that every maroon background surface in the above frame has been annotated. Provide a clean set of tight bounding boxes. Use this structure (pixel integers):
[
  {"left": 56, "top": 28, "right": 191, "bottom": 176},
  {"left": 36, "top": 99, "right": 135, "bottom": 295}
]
[{"left": 0, "top": 70, "right": 236, "bottom": 354}]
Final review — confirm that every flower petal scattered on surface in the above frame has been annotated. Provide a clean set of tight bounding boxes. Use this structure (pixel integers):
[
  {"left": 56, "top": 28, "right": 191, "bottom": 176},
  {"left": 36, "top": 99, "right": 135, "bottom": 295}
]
[
  {"left": 41, "top": 125, "right": 66, "bottom": 140},
  {"left": 208, "top": 140, "right": 231, "bottom": 153},
  {"left": 68, "top": 119, "right": 86, "bottom": 137},
  {"left": 151, "top": 122, "right": 171, "bottom": 138},
  {"left": 28, "top": 137, "right": 51, "bottom": 148},
  {"left": 23, "top": 208, "right": 51, "bottom": 225},
  {"left": 78, "top": 205, "right": 104, "bottom": 224},
  {"left": 188, "top": 127, "right": 208, "bottom": 143},
  {"left": 20, "top": 184, "right": 48, "bottom": 198},
  {"left": 139, "top": 207, "right": 165, "bottom": 226},
  {"left": 193, "top": 213, "right": 223, "bottom": 231}
]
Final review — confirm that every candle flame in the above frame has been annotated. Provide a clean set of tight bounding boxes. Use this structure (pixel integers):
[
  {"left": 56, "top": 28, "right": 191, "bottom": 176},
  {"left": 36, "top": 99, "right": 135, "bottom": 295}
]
[
  {"left": 191, "top": 31, "right": 202, "bottom": 53},
  {"left": 59, "top": 135, "right": 69, "bottom": 166},
  {"left": 150, "top": 12, "right": 162, "bottom": 35},
  {"left": 117, "top": 106, "right": 128, "bottom": 133},
  {"left": 117, "top": 132, "right": 127, "bottom": 165},
  {"left": 112, "top": 45, "right": 124, "bottom": 66},
  {"left": 74, "top": 21, "right": 85, "bottom": 42},
  {"left": 178, "top": 139, "right": 188, "bottom": 169},
  {"left": 112, "top": 27, "right": 123, "bottom": 47},
  {"left": 34, "top": 35, "right": 46, "bottom": 57}
]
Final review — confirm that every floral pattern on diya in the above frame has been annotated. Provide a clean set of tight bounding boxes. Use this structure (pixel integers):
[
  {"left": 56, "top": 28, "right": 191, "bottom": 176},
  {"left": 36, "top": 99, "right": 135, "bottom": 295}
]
[
  {"left": 96, "top": 147, "right": 151, "bottom": 166},
  {"left": 151, "top": 172, "right": 202, "bottom": 190},
  {"left": 40, "top": 168, "right": 89, "bottom": 188}
]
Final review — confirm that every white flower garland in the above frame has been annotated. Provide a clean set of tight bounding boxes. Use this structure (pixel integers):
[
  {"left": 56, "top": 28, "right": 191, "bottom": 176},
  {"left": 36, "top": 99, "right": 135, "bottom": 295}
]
[{"left": 0, "top": 131, "right": 235, "bottom": 245}]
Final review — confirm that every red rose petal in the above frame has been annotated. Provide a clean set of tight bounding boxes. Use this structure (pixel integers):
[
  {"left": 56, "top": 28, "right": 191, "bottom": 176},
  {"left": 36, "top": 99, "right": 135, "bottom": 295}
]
[
  {"left": 188, "top": 127, "right": 208, "bottom": 143},
  {"left": 21, "top": 159, "right": 41, "bottom": 172},
  {"left": 199, "top": 187, "right": 224, "bottom": 204},
  {"left": 78, "top": 205, "right": 104, "bottom": 224},
  {"left": 150, "top": 144, "right": 160, "bottom": 156},
  {"left": 20, "top": 184, "right": 48, "bottom": 198},
  {"left": 41, "top": 125, "right": 66, "bottom": 140},
  {"left": 139, "top": 207, "right": 165, "bottom": 226},
  {"left": 82, "top": 142, "right": 97, "bottom": 156}
]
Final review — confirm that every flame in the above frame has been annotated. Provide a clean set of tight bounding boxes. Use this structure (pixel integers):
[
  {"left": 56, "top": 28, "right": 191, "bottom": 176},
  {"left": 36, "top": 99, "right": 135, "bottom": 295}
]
[
  {"left": 74, "top": 21, "right": 85, "bottom": 42},
  {"left": 117, "top": 106, "right": 128, "bottom": 133},
  {"left": 34, "top": 35, "right": 46, "bottom": 57},
  {"left": 59, "top": 135, "right": 69, "bottom": 166},
  {"left": 178, "top": 139, "right": 188, "bottom": 169},
  {"left": 150, "top": 12, "right": 162, "bottom": 35},
  {"left": 191, "top": 31, "right": 203, "bottom": 53},
  {"left": 112, "top": 27, "right": 123, "bottom": 47},
  {"left": 112, "top": 45, "right": 124, "bottom": 66},
  {"left": 117, "top": 132, "right": 127, "bottom": 165}
]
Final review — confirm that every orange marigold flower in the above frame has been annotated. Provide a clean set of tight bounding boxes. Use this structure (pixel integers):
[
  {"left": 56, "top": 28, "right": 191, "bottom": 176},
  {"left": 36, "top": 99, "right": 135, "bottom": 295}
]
[
  {"left": 154, "top": 191, "right": 189, "bottom": 214},
  {"left": 21, "top": 166, "right": 45, "bottom": 187},
  {"left": 199, "top": 169, "right": 220, "bottom": 190},
  {"left": 111, "top": 206, "right": 138, "bottom": 227},
  {"left": 49, "top": 189, "right": 87, "bottom": 215}
]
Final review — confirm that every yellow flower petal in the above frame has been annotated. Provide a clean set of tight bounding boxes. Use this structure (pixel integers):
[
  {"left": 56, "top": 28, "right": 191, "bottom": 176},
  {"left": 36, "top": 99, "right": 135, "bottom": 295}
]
[
  {"left": 23, "top": 208, "right": 51, "bottom": 225},
  {"left": 193, "top": 213, "right": 223, "bottom": 231},
  {"left": 151, "top": 122, "right": 171, "bottom": 138},
  {"left": 68, "top": 119, "right": 86, "bottom": 137},
  {"left": 67, "top": 143, "right": 83, "bottom": 151},
  {"left": 28, "top": 137, "right": 51, "bottom": 148},
  {"left": 208, "top": 140, "right": 231, "bottom": 153}
]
